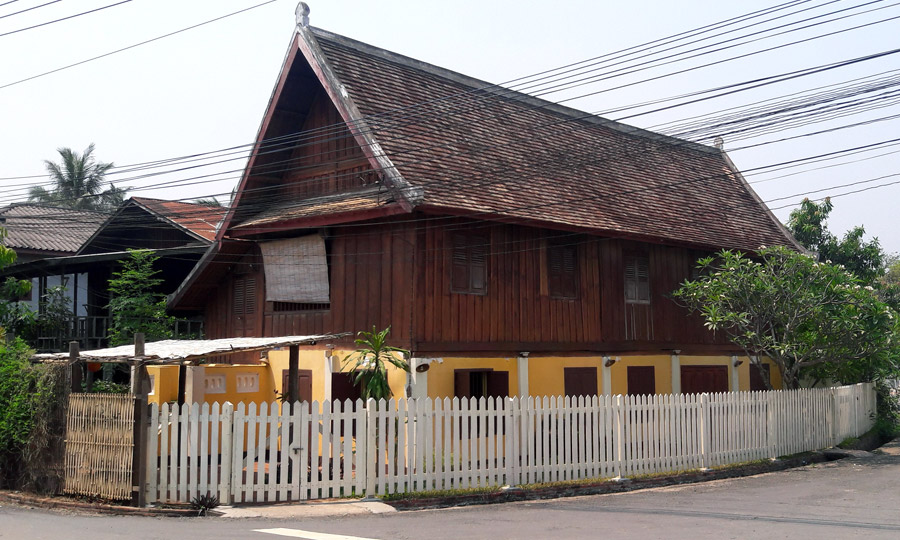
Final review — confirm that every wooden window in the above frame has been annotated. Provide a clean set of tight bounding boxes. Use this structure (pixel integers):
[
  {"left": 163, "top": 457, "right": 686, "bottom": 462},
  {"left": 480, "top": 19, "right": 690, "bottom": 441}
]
[
  {"left": 233, "top": 277, "right": 257, "bottom": 316},
  {"left": 564, "top": 367, "right": 597, "bottom": 398},
  {"left": 680, "top": 365, "right": 728, "bottom": 394},
  {"left": 627, "top": 366, "right": 656, "bottom": 396},
  {"left": 624, "top": 254, "right": 650, "bottom": 304},
  {"left": 749, "top": 363, "right": 771, "bottom": 391},
  {"left": 450, "top": 231, "right": 489, "bottom": 295},
  {"left": 454, "top": 369, "right": 509, "bottom": 399},
  {"left": 547, "top": 241, "right": 578, "bottom": 299}
]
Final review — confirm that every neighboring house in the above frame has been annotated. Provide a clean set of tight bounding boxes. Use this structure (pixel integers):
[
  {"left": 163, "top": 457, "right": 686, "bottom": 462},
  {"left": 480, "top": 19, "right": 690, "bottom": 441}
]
[
  {"left": 2, "top": 197, "right": 225, "bottom": 350},
  {"left": 169, "top": 14, "right": 801, "bottom": 404},
  {"left": 0, "top": 204, "right": 106, "bottom": 319}
]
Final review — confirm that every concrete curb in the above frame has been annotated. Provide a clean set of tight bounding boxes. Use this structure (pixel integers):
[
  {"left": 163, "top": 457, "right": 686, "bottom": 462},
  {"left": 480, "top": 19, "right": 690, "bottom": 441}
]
[
  {"left": 385, "top": 452, "right": 832, "bottom": 511},
  {"left": 0, "top": 491, "right": 199, "bottom": 517}
]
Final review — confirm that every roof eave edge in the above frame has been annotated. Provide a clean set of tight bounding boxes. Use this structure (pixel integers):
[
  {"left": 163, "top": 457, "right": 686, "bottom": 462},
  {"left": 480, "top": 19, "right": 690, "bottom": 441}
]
[
  {"left": 296, "top": 24, "right": 422, "bottom": 212},
  {"left": 718, "top": 149, "right": 810, "bottom": 255}
]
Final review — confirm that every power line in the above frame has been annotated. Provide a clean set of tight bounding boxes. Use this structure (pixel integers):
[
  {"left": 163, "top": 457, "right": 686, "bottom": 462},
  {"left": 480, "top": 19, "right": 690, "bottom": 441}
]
[
  {"left": 0, "top": 0, "right": 61, "bottom": 21},
  {"left": 0, "top": 0, "right": 277, "bottom": 89},
  {"left": 0, "top": 0, "right": 132, "bottom": 38}
]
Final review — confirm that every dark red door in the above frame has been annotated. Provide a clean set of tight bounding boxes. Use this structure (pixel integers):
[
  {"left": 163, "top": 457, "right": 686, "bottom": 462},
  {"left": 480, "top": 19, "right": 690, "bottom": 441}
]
[
  {"left": 282, "top": 369, "right": 313, "bottom": 404},
  {"left": 627, "top": 366, "right": 656, "bottom": 396},
  {"left": 680, "top": 365, "right": 728, "bottom": 394}
]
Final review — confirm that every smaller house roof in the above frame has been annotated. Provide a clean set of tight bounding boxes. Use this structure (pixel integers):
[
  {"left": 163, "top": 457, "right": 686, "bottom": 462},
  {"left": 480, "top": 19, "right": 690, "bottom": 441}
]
[
  {"left": 32, "top": 334, "right": 345, "bottom": 364},
  {"left": 129, "top": 197, "right": 226, "bottom": 242},
  {"left": 0, "top": 204, "right": 106, "bottom": 254}
]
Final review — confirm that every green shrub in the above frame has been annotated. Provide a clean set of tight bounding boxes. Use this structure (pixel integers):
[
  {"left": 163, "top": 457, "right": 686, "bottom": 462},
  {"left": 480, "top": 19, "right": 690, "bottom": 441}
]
[{"left": 0, "top": 337, "right": 67, "bottom": 491}]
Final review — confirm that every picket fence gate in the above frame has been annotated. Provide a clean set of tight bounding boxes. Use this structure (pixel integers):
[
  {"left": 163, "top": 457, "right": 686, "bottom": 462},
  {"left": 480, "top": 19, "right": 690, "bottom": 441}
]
[{"left": 144, "top": 383, "right": 875, "bottom": 505}]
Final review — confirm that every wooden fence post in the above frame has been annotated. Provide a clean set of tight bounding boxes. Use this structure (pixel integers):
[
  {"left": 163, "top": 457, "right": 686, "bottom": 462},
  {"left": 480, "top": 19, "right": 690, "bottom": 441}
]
[
  {"left": 131, "top": 362, "right": 149, "bottom": 507},
  {"left": 69, "top": 341, "right": 82, "bottom": 393},
  {"left": 615, "top": 395, "right": 625, "bottom": 479},
  {"left": 699, "top": 393, "right": 711, "bottom": 470},
  {"left": 365, "top": 398, "right": 377, "bottom": 498},
  {"left": 288, "top": 345, "right": 300, "bottom": 404},
  {"left": 220, "top": 402, "right": 234, "bottom": 504}
]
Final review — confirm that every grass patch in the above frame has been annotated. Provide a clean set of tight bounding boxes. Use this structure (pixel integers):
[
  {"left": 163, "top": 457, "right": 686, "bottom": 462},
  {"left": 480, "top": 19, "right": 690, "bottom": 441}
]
[{"left": 381, "top": 486, "right": 497, "bottom": 501}]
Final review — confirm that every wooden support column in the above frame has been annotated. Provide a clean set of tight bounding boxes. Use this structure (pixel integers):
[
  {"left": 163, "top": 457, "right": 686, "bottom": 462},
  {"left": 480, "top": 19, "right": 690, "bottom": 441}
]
[
  {"left": 288, "top": 344, "right": 300, "bottom": 404},
  {"left": 731, "top": 355, "right": 741, "bottom": 393},
  {"left": 131, "top": 360, "right": 149, "bottom": 507},
  {"left": 130, "top": 333, "right": 145, "bottom": 394},
  {"left": 69, "top": 341, "right": 82, "bottom": 393}
]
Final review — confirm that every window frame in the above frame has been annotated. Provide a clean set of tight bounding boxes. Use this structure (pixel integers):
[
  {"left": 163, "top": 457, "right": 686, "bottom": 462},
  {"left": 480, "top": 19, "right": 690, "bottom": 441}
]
[{"left": 546, "top": 239, "right": 579, "bottom": 300}]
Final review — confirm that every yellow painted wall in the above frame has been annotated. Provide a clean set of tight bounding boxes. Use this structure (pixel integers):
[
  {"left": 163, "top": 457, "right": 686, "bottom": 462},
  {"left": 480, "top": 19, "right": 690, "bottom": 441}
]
[
  {"left": 529, "top": 356, "right": 603, "bottom": 398},
  {"left": 426, "top": 357, "right": 518, "bottom": 399},
  {"left": 202, "top": 364, "right": 274, "bottom": 405},
  {"left": 147, "top": 365, "right": 179, "bottom": 405}
]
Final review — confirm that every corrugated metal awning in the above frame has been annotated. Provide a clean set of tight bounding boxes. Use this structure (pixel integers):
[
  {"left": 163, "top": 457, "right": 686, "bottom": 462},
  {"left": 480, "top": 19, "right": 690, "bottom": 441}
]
[{"left": 32, "top": 334, "right": 345, "bottom": 364}]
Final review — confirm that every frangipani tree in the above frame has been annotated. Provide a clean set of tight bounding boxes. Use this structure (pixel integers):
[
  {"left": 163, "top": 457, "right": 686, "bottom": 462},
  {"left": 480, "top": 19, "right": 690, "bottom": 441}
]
[{"left": 673, "top": 246, "right": 897, "bottom": 389}]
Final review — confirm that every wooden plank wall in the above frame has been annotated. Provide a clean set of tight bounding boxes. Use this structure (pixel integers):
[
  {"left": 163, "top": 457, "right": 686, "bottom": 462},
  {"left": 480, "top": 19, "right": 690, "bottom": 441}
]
[
  {"left": 282, "top": 91, "right": 378, "bottom": 199},
  {"left": 416, "top": 220, "right": 603, "bottom": 346}
]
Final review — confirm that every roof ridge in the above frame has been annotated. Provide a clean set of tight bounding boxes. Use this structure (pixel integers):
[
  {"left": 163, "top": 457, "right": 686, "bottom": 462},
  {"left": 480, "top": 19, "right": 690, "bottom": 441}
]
[{"left": 309, "top": 26, "right": 720, "bottom": 156}]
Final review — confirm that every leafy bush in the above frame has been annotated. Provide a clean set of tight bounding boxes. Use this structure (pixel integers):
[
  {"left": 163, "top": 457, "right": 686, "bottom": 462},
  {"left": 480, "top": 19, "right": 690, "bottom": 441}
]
[{"left": 0, "top": 337, "right": 67, "bottom": 491}]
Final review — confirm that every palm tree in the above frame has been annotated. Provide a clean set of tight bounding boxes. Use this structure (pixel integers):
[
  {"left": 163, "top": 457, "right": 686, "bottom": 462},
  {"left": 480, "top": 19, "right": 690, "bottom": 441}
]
[{"left": 29, "top": 144, "right": 125, "bottom": 211}]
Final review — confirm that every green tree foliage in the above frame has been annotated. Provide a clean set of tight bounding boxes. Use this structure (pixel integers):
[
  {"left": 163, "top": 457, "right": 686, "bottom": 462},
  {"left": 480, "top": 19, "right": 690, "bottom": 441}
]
[
  {"left": 107, "top": 249, "right": 175, "bottom": 346},
  {"left": 342, "top": 326, "right": 410, "bottom": 400},
  {"left": 28, "top": 144, "right": 125, "bottom": 211},
  {"left": 673, "top": 246, "right": 897, "bottom": 389},
  {"left": 788, "top": 198, "right": 885, "bottom": 283},
  {"left": 0, "top": 227, "right": 33, "bottom": 337}
]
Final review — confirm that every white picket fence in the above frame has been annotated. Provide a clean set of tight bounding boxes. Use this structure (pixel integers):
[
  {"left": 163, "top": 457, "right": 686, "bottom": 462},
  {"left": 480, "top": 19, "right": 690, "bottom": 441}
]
[{"left": 144, "top": 383, "right": 875, "bottom": 504}]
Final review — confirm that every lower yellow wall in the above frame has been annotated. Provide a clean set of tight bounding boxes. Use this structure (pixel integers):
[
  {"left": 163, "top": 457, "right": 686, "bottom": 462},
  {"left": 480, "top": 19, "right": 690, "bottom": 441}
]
[{"left": 149, "top": 349, "right": 784, "bottom": 407}]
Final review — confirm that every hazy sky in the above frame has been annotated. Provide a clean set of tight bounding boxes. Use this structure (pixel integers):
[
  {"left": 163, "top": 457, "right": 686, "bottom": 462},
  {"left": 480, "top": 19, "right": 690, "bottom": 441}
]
[{"left": 1, "top": 0, "right": 898, "bottom": 253}]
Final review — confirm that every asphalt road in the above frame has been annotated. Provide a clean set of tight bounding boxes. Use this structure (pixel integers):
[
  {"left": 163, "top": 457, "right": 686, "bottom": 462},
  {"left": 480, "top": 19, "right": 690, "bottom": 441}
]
[{"left": 2, "top": 453, "right": 899, "bottom": 540}]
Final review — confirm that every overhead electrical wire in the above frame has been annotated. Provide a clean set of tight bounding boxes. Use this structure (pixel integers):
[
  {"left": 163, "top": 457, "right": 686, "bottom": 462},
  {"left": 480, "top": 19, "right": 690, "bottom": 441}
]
[{"left": 0, "top": 0, "right": 132, "bottom": 38}]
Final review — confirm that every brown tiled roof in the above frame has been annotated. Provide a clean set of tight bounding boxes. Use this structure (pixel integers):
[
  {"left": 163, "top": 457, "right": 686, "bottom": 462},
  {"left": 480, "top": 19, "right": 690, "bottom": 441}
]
[
  {"left": 131, "top": 197, "right": 226, "bottom": 242},
  {"left": 0, "top": 204, "right": 106, "bottom": 254},
  {"left": 292, "top": 28, "right": 798, "bottom": 251}
]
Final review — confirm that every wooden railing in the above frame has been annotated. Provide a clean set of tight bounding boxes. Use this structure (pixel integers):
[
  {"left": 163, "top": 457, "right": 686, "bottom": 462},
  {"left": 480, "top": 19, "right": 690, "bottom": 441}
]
[
  {"left": 35, "top": 316, "right": 203, "bottom": 352},
  {"left": 143, "top": 383, "right": 876, "bottom": 505}
]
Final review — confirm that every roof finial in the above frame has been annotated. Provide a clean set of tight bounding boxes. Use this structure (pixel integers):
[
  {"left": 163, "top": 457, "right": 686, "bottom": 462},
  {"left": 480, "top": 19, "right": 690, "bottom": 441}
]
[
  {"left": 296, "top": 2, "right": 310, "bottom": 27},
  {"left": 713, "top": 136, "right": 724, "bottom": 150}
]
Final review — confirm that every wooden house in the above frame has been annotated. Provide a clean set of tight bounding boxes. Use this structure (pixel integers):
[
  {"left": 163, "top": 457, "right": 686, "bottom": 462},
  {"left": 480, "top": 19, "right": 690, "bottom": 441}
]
[
  {"left": 169, "top": 11, "right": 800, "bottom": 403},
  {"left": 2, "top": 197, "right": 225, "bottom": 350}
]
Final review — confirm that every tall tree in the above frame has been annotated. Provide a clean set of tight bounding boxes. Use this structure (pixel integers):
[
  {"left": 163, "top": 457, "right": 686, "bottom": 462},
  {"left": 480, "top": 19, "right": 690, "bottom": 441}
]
[
  {"left": 673, "top": 247, "right": 897, "bottom": 389},
  {"left": 28, "top": 144, "right": 125, "bottom": 211},
  {"left": 788, "top": 198, "right": 884, "bottom": 283}
]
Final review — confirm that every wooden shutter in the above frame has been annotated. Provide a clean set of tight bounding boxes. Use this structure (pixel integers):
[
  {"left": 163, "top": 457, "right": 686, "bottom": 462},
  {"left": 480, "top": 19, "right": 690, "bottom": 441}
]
[
  {"left": 627, "top": 366, "right": 656, "bottom": 396},
  {"left": 233, "top": 277, "right": 257, "bottom": 316},
  {"left": 681, "top": 365, "right": 728, "bottom": 394},
  {"left": 450, "top": 231, "right": 488, "bottom": 295},
  {"left": 454, "top": 369, "right": 472, "bottom": 399},
  {"left": 486, "top": 371, "right": 509, "bottom": 398},
  {"left": 625, "top": 255, "right": 650, "bottom": 304},
  {"left": 749, "top": 364, "right": 771, "bottom": 391},
  {"left": 548, "top": 243, "right": 578, "bottom": 299},
  {"left": 564, "top": 367, "right": 598, "bottom": 397}
]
